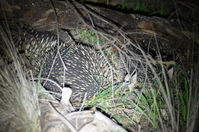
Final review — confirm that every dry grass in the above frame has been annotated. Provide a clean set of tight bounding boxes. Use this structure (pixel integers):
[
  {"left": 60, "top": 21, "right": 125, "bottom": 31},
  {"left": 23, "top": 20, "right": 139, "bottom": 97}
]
[{"left": 0, "top": 23, "right": 41, "bottom": 132}]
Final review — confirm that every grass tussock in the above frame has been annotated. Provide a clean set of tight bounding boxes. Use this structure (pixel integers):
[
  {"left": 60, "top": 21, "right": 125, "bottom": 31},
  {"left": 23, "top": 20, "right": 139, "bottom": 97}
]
[{"left": 0, "top": 23, "right": 41, "bottom": 132}]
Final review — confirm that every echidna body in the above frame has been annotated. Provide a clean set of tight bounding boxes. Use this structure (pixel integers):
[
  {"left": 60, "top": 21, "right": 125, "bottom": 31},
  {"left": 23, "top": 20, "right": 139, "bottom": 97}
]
[{"left": 15, "top": 28, "right": 109, "bottom": 103}]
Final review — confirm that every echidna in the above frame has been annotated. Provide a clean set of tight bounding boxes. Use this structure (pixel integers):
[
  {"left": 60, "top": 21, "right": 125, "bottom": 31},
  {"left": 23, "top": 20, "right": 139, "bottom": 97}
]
[{"left": 14, "top": 27, "right": 109, "bottom": 104}]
